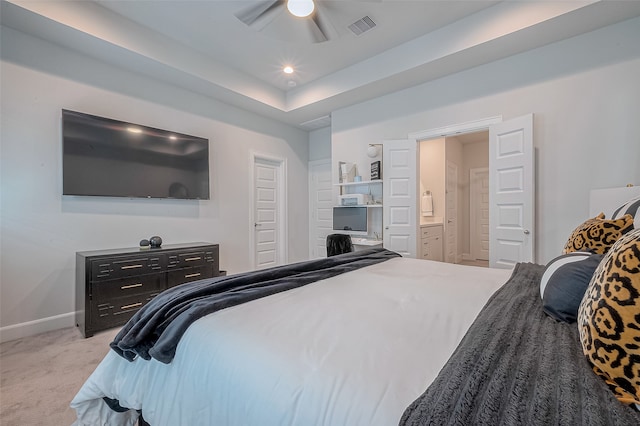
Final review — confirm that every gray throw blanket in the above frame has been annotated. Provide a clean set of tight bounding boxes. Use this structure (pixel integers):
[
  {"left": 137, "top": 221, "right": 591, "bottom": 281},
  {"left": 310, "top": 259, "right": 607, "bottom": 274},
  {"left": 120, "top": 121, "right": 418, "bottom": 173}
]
[
  {"left": 400, "top": 262, "right": 640, "bottom": 425},
  {"left": 111, "top": 247, "right": 400, "bottom": 364}
]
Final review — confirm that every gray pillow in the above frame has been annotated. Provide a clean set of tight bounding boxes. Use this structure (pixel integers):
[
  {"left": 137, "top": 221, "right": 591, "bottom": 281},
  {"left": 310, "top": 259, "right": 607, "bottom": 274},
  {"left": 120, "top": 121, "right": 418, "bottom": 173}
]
[{"left": 541, "top": 252, "right": 603, "bottom": 323}]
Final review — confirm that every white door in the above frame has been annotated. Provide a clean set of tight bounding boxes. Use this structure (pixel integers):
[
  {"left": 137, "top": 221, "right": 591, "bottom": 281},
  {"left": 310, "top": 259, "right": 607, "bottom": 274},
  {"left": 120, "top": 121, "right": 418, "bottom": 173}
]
[
  {"left": 445, "top": 161, "right": 458, "bottom": 263},
  {"left": 383, "top": 140, "right": 417, "bottom": 258},
  {"left": 470, "top": 168, "right": 490, "bottom": 261},
  {"left": 489, "top": 114, "right": 535, "bottom": 268},
  {"left": 252, "top": 156, "right": 286, "bottom": 269},
  {"left": 309, "top": 159, "right": 332, "bottom": 258}
]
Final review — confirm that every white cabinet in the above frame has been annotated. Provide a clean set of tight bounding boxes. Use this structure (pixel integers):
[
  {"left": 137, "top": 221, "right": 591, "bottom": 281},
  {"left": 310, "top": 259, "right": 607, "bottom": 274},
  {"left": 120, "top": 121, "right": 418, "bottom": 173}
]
[{"left": 420, "top": 223, "right": 443, "bottom": 262}]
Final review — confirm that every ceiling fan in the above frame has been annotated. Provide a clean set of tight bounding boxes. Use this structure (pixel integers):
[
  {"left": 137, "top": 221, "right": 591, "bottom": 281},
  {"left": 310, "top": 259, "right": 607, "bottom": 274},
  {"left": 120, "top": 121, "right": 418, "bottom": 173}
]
[{"left": 235, "top": 0, "right": 336, "bottom": 43}]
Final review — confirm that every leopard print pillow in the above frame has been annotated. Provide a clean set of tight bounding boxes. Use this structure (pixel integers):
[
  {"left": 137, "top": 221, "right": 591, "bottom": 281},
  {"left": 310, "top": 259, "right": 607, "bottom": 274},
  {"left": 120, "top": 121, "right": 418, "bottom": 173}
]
[
  {"left": 563, "top": 213, "right": 634, "bottom": 254},
  {"left": 577, "top": 227, "right": 640, "bottom": 406}
]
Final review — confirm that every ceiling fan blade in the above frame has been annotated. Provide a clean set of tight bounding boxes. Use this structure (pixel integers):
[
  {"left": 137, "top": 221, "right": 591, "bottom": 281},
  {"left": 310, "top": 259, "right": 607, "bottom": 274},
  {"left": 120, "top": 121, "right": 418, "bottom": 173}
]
[
  {"left": 235, "top": 0, "right": 284, "bottom": 26},
  {"left": 309, "top": 9, "right": 331, "bottom": 43}
]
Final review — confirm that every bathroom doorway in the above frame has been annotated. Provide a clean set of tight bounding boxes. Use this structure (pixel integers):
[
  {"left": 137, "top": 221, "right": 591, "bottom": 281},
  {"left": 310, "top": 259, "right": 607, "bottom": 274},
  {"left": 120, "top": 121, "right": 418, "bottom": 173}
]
[{"left": 418, "top": 130, "right": 489, "bottom": 266}]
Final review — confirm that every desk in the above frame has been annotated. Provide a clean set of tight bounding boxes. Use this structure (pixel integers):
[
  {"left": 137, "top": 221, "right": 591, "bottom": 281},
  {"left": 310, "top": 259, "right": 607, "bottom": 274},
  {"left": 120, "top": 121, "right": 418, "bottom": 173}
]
[{"left": 351, "top": 238, "right": 383, "bottom": 251}]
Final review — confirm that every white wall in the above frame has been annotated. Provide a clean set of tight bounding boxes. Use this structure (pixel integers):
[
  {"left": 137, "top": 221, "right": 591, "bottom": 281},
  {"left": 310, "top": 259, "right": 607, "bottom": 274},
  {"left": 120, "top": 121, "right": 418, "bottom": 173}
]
[
  {"left": 0, "top": 27, "right": 310, "bottom": 341},
  {"left": 332, "top": 16, "right": 640, "bottom": 265}
]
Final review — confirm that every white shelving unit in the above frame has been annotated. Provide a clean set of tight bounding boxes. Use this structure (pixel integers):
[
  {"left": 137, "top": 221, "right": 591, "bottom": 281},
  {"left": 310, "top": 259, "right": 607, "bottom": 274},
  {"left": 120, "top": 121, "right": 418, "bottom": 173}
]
[
  {"left": 335, "top": 180, "right": 383, "bottom": 205},
  {"left": 335, "top": 180, "right": 383, "bottom": 187},
  {"left": 334, "top": 179, "right": 384, "bottom": 241}
]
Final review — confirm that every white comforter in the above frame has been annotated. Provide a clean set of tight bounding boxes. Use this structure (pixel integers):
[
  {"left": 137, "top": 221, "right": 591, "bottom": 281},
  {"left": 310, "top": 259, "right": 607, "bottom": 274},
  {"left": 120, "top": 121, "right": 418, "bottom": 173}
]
[{"left": 71, "top": 257, "right": 511, "bottom": 426}]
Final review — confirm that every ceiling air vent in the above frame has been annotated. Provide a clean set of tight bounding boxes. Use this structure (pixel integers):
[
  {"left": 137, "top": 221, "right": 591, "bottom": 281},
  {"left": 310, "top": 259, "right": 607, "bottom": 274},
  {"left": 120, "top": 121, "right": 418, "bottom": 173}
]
[{"left": 348, "top": 16, "right": 376, "bottom": 36}]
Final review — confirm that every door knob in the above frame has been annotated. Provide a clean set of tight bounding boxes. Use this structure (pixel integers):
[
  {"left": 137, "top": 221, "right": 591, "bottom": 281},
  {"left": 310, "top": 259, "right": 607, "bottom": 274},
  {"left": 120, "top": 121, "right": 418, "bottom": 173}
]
[
  {"left": 254, "top": 223, "right": 261, "bottom": 228},
  {"left": 385, "top": 226, "right": 389, "bottom": 230},
  {"left": 523, "top": 229, "right": 530, "bottom": 235}
]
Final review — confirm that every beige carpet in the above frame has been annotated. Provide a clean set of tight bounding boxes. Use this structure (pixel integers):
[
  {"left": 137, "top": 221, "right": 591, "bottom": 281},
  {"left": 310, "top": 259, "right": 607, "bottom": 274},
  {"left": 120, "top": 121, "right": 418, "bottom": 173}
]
[{"left": 0, "top": 326, "right": 118, "bottom": 425}]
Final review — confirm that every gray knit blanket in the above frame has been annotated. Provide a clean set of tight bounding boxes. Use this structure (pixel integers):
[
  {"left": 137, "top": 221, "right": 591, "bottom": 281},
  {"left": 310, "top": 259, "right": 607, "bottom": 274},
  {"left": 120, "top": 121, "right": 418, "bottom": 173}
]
[
  {"left": 111, "top": 248, "right": 400, "bottom": 364},
  {"left": 400, "top": 262, "right": 640, "bottom": 426}
]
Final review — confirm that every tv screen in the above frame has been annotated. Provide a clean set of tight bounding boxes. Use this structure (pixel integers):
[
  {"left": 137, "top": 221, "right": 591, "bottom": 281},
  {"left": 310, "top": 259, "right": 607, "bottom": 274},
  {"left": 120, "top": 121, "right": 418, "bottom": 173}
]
[
  {"left": 62, "top": 109, "right": 210, "bottom": 200},
  {"left": 332, "top": 207, "right": 368, "bottom": 235}
]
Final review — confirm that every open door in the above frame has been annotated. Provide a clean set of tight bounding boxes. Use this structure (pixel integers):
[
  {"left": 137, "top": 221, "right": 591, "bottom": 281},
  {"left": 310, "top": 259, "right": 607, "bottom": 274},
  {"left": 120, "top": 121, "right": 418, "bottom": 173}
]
[
  {"left": 489, "top": 114, "right": 535, "bottom": 268},
  {"left": 383, "top": 140, "right": 417, "bottom": 257}
]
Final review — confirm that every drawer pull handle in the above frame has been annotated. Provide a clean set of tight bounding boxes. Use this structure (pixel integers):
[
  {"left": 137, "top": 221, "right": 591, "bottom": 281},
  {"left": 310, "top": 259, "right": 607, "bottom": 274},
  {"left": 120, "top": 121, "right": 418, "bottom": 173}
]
[
  {"left": 184, "top": 272, "right": 201, "bottom": 279},
  {"left": 184, "top": 257, "right": 202, "bottom": 262},
  {"left": 121, "top": 264, "right": 143, "bottom": 270},
  {"left": 121, "top": 302, "right": 142, "bottom": 310},
  {"left": 121, "top": 283, "right": 143, "bottom": 290}
]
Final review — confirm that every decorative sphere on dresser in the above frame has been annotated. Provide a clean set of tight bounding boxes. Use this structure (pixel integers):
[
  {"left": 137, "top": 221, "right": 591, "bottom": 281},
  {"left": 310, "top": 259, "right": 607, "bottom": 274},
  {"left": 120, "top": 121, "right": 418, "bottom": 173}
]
[
  {"left": 139, "top": 239, "right": 150, "bottom": 249},
  {"left": 149, "top": 236, "right": 163, "bottom": 248}
]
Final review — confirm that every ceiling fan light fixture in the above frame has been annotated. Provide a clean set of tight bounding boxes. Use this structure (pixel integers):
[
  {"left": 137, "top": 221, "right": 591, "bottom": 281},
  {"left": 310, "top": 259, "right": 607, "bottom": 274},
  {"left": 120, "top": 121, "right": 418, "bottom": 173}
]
[{"left": 287, "top": 0, "right": 314, "bottom": 18}]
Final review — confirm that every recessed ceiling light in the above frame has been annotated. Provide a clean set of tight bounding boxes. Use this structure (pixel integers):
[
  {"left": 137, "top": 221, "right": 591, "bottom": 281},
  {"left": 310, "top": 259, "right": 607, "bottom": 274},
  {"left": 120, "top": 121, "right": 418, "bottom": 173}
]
[
  {"left": 287, "top": 0, "right": 314, "bottom": 18},
  {"left": 288, "top": 80, "right": 297, "bottom": 88},
  {"left": 283, "top": 66, "right": 294, "bottom": 74}
]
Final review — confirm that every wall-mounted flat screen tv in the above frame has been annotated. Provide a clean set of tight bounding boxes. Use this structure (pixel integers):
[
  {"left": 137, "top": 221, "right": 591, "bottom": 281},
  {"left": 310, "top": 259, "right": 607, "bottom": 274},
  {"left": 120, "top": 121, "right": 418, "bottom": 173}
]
[
  {"left": 62, "top": 109, "right": 210, "bottom": 200},
  {"left": 332, "top": 206, "right": 368, "bottom": 235}
]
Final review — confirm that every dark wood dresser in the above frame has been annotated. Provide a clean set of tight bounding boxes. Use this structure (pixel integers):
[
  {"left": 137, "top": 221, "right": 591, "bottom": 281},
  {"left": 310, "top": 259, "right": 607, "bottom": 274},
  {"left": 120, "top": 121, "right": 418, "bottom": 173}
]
[{"left": 76, "top": 242, "right": 220, "bottom": 337}]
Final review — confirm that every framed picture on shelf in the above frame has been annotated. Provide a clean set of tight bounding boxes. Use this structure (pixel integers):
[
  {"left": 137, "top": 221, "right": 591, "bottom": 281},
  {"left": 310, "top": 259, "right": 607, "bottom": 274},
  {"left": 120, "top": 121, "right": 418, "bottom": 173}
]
[{"left": 371, "top": 161, "right": 381, "bottom": 180}]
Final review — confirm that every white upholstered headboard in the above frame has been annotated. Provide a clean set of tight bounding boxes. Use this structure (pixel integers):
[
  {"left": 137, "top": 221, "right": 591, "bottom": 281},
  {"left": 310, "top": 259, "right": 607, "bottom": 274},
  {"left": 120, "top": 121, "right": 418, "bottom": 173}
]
[{"left": 589, "top": 186, "right": 640, "bottom": 218}]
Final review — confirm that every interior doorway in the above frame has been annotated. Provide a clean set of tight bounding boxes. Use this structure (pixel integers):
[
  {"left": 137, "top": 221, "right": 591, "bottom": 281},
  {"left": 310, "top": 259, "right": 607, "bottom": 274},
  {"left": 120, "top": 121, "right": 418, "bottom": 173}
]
[
  {"left": 418, "top": 130, "right": 489, "bottom": 266},
  {"left": 251, "top": 153, "right": 287, "bottom": 270},
  {"left": 412, "top": 114, "right": 534, "bottom": 268}
]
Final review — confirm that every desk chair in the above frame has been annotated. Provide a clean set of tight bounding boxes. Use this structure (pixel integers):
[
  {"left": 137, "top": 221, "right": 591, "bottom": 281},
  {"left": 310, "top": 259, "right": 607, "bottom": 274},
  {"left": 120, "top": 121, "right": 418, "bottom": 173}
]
[{"left": 326, "top": 234, "right": 353, "bottom": 257}]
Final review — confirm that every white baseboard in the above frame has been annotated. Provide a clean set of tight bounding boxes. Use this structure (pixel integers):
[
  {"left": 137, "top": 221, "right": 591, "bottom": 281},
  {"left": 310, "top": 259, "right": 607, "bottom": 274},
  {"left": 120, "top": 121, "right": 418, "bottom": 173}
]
[{"left": 0, "top": 312, "right": 76, "bottom": 343}]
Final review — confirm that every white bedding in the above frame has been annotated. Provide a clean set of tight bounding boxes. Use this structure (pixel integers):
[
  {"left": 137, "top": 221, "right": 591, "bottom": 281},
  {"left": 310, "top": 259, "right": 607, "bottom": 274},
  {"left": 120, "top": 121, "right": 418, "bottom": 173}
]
[{"left": 71, "top": 257, "right": 512, "bottom": 426}]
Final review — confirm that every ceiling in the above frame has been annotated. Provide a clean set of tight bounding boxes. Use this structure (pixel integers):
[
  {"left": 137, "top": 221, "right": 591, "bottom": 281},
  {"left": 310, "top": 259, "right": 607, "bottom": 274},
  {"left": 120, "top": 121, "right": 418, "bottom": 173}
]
[{"left": 3, "top": 1, "right": 640, "bottom": 130}]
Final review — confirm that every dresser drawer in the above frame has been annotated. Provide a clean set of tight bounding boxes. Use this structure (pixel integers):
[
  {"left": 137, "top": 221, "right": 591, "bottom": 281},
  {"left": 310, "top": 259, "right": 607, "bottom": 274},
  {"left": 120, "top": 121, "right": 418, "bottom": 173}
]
[
  {"left": 167, "top": 265, "right": 215, "bottom": 288},
  {"left": 91, "top": 255, "right": 164, "bottom": 281},
  {"left": 92, "top": 292, "right": 159, "bottom": 330},
  {"left": 167, "top": 251, "right": 206, "bottom": 268},
  {"left": 93, "top": 274, "right": 164, "bottom": 302},
  {"left": 167, "top": 247, "right": 219, "bottom": 271},
  {"left": 421, "top": 225, "right": 443, "bottom": 239}
]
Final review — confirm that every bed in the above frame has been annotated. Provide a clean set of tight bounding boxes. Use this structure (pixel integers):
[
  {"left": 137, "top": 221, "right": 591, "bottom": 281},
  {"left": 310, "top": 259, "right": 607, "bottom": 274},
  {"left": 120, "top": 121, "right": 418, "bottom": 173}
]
[{"left": 71, "top": 188, "right": 640, "bottom": 426}]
